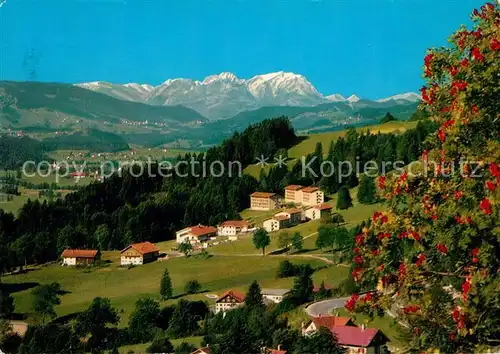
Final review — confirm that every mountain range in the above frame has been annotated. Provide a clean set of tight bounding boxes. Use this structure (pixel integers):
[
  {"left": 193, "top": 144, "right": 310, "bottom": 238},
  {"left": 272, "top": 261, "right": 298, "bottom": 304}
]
[{"left": 76, "top": 71, "right": 420, "bottom": 120}]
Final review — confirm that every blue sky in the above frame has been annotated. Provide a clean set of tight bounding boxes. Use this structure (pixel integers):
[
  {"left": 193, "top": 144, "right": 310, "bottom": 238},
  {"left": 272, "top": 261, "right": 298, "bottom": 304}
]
[{"left": 0, "top": 0, "right": 484, "bottom": 99}]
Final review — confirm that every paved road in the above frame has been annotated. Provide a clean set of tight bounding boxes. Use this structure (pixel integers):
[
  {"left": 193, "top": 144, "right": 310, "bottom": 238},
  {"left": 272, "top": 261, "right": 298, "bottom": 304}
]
[{"left": 305, "top": 297, "right": 350, "bottom": 317}]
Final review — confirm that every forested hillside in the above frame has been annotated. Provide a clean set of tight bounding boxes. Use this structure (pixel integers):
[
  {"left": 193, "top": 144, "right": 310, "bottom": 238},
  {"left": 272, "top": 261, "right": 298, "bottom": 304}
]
[
  {"left": 0, "top": 118, "right": 297, "bottom": 270},
  {"left": 0, "top": 115, "right": 438, "bottom": 272},
  {"left": 0, "top": 135, "right": 46, "bottom": 170}
]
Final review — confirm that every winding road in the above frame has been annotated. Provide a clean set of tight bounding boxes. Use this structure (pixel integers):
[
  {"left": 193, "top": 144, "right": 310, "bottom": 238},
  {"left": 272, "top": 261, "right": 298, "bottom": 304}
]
[{"left": 305, "top": 296, "right": 350, "bottom": 317}]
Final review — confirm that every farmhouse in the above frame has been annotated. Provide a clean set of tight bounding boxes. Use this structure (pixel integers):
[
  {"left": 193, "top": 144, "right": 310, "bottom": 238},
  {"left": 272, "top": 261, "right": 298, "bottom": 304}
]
[
  {"left": 330, "top": 326, "right": 388, "bottom": 354},
  {"left": 217, "top": 220, "right": 250, "bottom": 237},
  {"left": 250, "top": 192, "right": 280, "bottom": 211},
  {"left": 283, "top": 185, "right": 324, "bottom": 206},
  {"left": 191, "top": 347, "right": 211, "bottom": 354},
  {"left": 61, "top": 249, "right": 99, "bottom": 266},
  {"left": 262, "top": 288, "right": 291, "bottom": 304},
  {"left": 176, "top": 225, "right": 218, "bottom": 244},
  {"left": 262, "top": 208, "right": 302, "bottom": 232},
  {"left": 304, "top": 203, "right": 333, "bottom": 220},
  {"left": 215, "top": 289, "right": 246, "bottom": 314},
  {"left": 120, "top": 242, "right": 160, "bottom": 266},
  {"left": 302, "top": 315, "right": 355, "bottom": 336}
]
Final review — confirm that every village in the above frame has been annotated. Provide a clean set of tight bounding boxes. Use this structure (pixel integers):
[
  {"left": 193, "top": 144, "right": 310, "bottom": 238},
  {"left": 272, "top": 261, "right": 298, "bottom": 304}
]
[{"left": 57, "top": 184, "right": 390, "bottom": 354}]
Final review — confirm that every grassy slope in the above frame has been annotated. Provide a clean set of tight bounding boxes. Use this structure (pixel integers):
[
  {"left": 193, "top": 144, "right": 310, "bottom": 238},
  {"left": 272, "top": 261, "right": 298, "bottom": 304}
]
[
  {"left": 244, "top": 121, "right": 416, "bottom": 178},
  {"left": 4, "top": 252, "right": 346, "bottom": 326}
]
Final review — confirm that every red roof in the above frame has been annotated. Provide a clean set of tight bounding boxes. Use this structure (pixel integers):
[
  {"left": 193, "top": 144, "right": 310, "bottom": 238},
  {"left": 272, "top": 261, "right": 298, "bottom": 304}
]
[
  {"left": 312, "top": 284, "right": 333, "bottom": 292},
  {"left": 310, "top": 316, "right": 353, "bottom": 330},
  {"left": 316, "top": 203, "right": 333, "bottom": 211},
  {"left": 286, "top": 208, "right": 302, "bottom": 214},
  {"left": 121, "top": 241, "right": 160, "bottom": 255},
  {"left": 269, "top": 350, "right": 287, "bottom": 354},
  {"left": 69, "top": 172, "right": 86, "bottom": 177},
  {"left": 190, "top": 225, "right": 218, "bottom": 237},
  {"left": 216, "top": 289, "right": 246, "bottom": 303},
  {"left": 192, "top": 347, "right": 211, "bottom": 354},
  {"left": 285, "top": 185, "right": 303, "bottom": 191},
  {"left": 61, "top": 249, "right": 98, "bottom": 258},
  {"left": 251, "top": 192, "right": 276, "bottom": 198},
  {"left": 302, "top": 186, "right": 320, "bottom": 193},
  {"left": 331, "top": 326, "right": 381, "bottom": 347},
  {"left": 220, "top": 220, "right": 249, "bottom": 228},
  {"left": 274, "top": 215, "right": 289, "bottom": 221}
]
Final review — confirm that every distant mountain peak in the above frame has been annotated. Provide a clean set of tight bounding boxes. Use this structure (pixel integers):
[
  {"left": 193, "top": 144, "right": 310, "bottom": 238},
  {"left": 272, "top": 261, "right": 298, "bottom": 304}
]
[
  {"left": 202, "top": 72, "right": 243, "bottom": 85},
  {"left": 377, "top": 92, "right": 420, "bottom": 103},
  {"left": 347, "top": 94, "right": 360, "bottom": 103},
  {"left": 75, "top": 73, "right": 418, "bottom": 120},
  {"left": 326, "top": 94, "right": 346, "bottom": 102}
]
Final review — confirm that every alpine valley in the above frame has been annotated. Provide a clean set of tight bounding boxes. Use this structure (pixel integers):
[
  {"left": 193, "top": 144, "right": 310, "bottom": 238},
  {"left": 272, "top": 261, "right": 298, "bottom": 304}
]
[{"left": 0, "top": 71, "right": 421, "bottom": 149}]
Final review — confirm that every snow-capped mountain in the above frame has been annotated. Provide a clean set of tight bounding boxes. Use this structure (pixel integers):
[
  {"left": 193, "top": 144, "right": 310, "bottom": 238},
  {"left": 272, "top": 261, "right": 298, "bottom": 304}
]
[
  {"left": 76, "top": 81, "right": 154, "bottom": 102},
  {"left": 76, "top": 72, "right": 419, "bottom": 120},
  {"left": 377, "top": 92, "right": 420, "bottom": 103},
  {"left": 325, "top": 94, "right": 346, "bottom": 102},
  {"left": 346, "top": 94, "right": 361, "bottom": 103},
  {"left": 245, "top": 71, "right": 325, "bottom": 106}
]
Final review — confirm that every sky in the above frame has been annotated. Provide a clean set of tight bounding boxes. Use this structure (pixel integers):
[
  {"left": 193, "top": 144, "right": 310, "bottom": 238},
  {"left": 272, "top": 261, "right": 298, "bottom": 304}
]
[{"left": 0, "top": 0, "right": 485, "bottom": 99}]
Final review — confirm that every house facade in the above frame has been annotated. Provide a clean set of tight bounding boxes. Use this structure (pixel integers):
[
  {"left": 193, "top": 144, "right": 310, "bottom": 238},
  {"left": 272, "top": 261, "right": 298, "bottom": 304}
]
[
  {"left": 176, "top": 225, "right": 218, "bottom": 244},
  {"left": 120, "top": 242, "right": 160, "bottom": 266},
  {"left": 217, "top": 220, "right": 250, "bottom": 237},
  {"left": 262, "top": 209, "right": 302, "bottom": 232},
  {"left": 284, "top": 185, "right": 304, "bottom": 204},
  {"left": 301, "top": 187, "right": 325, "bottom": 206},
  {"left": 61, "top": 249, "right": 99, "bottom": 266},
  {"left": 262, "top": 288, "right": 291, "bottom": 304},
  {"left": 250, "top": 192, "right": 280, "bottom": 211},
  {"left": 284, "top": 185, "right": 324, "bottom": 206},
  {"left": 304, "top": 203, "right": 333, "bottom": 220},
  {"left": 215, "top": 290, "right": 246, "bottom": 314}
]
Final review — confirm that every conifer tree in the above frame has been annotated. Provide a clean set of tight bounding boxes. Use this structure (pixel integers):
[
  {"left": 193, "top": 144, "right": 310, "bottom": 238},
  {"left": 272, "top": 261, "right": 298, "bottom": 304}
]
[
  {"left": 336, "top": 186, "right": 353, "bottom": 210},
  {"left": 160, "top": 268, "right": 173, "bottom": 300},
  {"left": 357, "top": 175, "right": 377, "bottom": 204},
  {"left": 245, "top": 280, "right": 264, "bottom": 309}
]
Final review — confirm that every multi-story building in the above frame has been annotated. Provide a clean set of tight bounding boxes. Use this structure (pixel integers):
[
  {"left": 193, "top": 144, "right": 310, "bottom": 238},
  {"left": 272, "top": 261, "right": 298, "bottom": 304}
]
[
  {"left": 283, "top": 185, "right": 324, "bottom": 206},
  {"left": 250, "top": 192, "right": 280, "bottom": 210},
  {"left": 284, "top": 185, "right": 304, "bottom": 204},
  {"left": 301, "top": 187, "right": 324, "bottom": 206}
]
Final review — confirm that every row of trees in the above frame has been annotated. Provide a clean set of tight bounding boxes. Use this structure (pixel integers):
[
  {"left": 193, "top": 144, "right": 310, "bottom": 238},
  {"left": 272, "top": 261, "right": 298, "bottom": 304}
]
[{"left": 257, "top": 120, "right": 437, "bottom": 196}]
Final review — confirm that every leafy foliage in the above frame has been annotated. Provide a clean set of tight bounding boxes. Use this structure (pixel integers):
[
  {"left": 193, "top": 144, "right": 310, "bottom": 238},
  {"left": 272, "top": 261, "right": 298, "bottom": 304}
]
[
  {"left": 31, "top": 283, "right": 61, "bottom": 322},
  {"left": 252, "top": 228, "right": 271, "bottom": 255},
  {"left": 350, "top": 4, "right": 500, "bottom": 352},
  {"left": 184, "top": 279, "right": 201, "bottom": 294}
]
